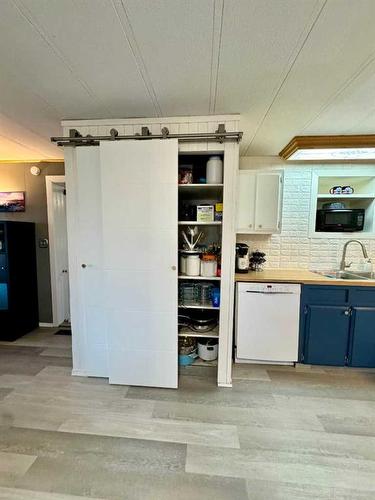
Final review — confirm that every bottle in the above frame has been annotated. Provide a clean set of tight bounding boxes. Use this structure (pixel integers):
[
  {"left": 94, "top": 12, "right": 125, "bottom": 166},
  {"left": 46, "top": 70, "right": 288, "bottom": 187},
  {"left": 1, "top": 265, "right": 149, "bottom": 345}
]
[{"left": 206, "top": 156, "right": 223, "bottom": 184}]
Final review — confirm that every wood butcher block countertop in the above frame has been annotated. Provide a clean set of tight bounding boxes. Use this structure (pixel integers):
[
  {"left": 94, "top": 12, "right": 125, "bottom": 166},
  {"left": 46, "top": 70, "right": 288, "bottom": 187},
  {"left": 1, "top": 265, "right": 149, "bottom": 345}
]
[{"left": 235, "top": 269, "right": 375, "bottom": 287}]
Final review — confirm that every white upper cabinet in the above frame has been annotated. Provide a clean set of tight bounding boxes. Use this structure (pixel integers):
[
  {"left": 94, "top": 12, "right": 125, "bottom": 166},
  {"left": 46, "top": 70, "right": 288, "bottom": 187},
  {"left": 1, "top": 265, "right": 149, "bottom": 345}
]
[
  {"left": 236, "top": 171, "right": 256, "bottom": 233},
  {"left": 236, "top": 171, "right": 282, "bottom": 234}
]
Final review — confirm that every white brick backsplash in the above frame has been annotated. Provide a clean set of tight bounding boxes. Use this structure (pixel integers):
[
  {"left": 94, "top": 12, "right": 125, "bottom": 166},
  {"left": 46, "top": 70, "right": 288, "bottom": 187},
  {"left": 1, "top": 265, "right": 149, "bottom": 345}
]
[{"left": 237, "top": 163, "right": 375, "bottom": 271}]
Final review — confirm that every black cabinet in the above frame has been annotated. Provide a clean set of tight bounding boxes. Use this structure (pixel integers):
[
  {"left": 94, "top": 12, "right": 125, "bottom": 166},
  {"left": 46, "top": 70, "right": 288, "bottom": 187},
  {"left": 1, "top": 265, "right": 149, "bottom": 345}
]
[
  {"left": 0, "top": 221, "right": 38, "bottom": 340},
  {"left": 300, "top": 285, "right": 375, "bottom": 368}
]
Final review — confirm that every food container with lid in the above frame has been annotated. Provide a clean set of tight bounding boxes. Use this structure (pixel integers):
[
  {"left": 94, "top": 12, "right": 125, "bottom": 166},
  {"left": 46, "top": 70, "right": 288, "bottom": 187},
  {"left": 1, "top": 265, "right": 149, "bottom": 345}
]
[
  {"left": 186, "top": 253, "right": 201, "bottom": 276},
  {"left": 206, "top": 156, "right": 223, "bottom": 184},
  {"left": 198, "top": 338, "right": 218, "bottom": 361},
  {"left": 200, "top": 254, "right": 217, "bottom": 277}
]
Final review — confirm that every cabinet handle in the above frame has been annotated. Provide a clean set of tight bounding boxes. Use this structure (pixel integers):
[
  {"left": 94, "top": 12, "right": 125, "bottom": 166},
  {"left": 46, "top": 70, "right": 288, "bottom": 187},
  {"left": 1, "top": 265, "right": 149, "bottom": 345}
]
[
  {"left": 171, "top": 265, "right": 176, "bottom": 271},
  {"left": 258, "top": 224, "right": 262, "bottom": 228},
  {"left": 249, "top": 224, "right": 252, "bottom": 228},
  {"left": 344, "top": 309, "right": 350, "bottom": 316},
  {"left": 81, "top": 264, "right": 87, "bottom": 269}
]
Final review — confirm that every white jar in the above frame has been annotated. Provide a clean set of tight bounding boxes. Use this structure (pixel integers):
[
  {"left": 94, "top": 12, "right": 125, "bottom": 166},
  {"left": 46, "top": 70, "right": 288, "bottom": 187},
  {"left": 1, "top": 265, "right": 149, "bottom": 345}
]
[
  {"left": 186, "top": 254, "right": 200, "bottom": 276},
  {"left": 206, "top": 156, "right": 223, "bottom": 184},
  {"left": 179, "top": 254, "right": 187, "bottom": 274},
  {"left": 200, "top": 258, "right": 217, "bottom": 277}
]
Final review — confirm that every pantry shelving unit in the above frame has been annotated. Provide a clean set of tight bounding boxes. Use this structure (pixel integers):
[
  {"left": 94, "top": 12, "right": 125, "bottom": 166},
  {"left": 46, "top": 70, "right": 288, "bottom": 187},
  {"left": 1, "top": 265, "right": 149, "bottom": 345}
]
[
  {"left": 178, "top": 302, "right": 220, "bottom": 310},
  {"left": 63, "top": 114, "right": 239, "bottom": 389},
  {"left": 178, "top": 275, "right": 221, "bottom": 281},
  {"left": 178, "top": 221, "right": 222, "bottom": 225},
  {"left": 178, "top": 153, "right": 226, "bottom": 374},
  {"left": 178, "top": 327, "right": 219, "bottom": 338}
]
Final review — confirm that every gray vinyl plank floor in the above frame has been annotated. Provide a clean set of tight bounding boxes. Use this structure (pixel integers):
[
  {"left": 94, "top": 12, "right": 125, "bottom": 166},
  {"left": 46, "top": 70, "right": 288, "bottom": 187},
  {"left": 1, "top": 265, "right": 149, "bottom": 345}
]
[{"left": 0, "top": 328, "right": 375, "bottom": 499}]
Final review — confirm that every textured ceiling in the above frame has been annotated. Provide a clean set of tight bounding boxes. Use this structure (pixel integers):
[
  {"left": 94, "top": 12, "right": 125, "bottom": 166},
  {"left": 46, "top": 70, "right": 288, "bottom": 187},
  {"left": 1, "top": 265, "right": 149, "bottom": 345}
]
[{"left": 0, "top": 0, "right": 375, "bottom": 160}]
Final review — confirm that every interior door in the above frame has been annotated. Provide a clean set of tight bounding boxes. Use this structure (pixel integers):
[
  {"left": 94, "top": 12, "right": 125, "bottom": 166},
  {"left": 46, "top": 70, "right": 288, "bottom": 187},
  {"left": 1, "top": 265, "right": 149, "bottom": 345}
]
[
  {"left": 254, "top": 173, "right": 281, "bottom": 232},
  {"left": 100, "top": 140, "right": 178, "bottom": 388},
  {"left": 52, "top": 183, "right": 70, "bottom": 324},
  {"left": 75, "top": 147, "right": 108, "bottom": 377}
]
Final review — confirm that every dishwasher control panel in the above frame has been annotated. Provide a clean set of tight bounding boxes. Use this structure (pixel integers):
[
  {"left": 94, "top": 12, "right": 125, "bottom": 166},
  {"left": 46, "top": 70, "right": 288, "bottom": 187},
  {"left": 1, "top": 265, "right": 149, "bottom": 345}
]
[{"left": 238, "top": 282, "right": 301, "bottom": 295}]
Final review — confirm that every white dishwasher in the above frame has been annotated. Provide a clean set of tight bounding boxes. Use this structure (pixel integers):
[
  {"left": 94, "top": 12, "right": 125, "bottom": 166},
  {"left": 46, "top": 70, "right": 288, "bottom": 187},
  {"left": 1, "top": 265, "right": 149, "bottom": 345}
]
[{"left": 235, "top": 282, "right": 301, "bottom": 364}]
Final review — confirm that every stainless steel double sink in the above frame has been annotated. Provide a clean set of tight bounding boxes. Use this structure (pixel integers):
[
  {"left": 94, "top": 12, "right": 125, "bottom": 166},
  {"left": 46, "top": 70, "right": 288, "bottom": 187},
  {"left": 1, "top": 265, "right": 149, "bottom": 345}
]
[{"left": 313, "top": 270, "right": 375, "bottom": 281}]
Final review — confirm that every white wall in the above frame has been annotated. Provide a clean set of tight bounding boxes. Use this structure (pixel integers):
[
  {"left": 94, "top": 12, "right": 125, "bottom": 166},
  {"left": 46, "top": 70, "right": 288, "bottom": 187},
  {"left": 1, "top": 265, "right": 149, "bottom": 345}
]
[{"left": 238, "top": 157, "right": 375, "bottom": 271}]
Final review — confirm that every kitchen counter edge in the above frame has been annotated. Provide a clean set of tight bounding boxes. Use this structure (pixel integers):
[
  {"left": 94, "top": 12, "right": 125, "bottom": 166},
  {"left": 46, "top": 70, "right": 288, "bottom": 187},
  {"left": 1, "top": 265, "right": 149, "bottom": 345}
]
[{"left": 235, "top": 269, "right": 375, "bottom": 287}]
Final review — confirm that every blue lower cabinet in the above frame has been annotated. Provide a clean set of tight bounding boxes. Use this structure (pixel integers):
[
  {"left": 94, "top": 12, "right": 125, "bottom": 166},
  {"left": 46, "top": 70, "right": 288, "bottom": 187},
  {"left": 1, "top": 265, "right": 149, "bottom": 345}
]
[
  {"left": 300, "top": 285, "right": 375, "bottom": 368},
  {"left": 350, "top": 307, "right": 375, "bottom": 368},
  {"left": 304, "top": 305, "right": 350, "bottom": 366}
]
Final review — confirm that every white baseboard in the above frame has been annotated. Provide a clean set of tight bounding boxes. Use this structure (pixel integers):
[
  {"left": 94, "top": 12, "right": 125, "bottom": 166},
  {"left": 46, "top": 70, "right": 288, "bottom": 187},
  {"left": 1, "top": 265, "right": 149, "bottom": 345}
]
[
  {"left": 39, "top": 322, "right": 56, "bottom": 328},
  {"left": 218, "top": 382, "right": 232, "bottom": 388},
  {"left": 71, "top": 369, "right": 89, "bottom": 377}
]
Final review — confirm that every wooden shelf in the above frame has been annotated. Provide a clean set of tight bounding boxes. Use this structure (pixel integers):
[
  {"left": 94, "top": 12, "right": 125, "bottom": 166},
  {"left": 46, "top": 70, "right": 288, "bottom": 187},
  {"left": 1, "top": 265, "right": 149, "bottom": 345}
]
[
  {"left": 178, "top": 301, "right": 219, "bottom": 310},
  {"left": 178, "top": 221, "right": 222, "bottom": 225},
  {"left": 178, "top": 183, "right": 223, "bottom": 188},
  {"left": 178, "top": 327, "right": 219, "bottom": 338},
  {"left": 317, "top": 194, "right": 375, "bottom": 199},
  {"left": 178, "top": 275, "right": 221, "bottom": 281},
  {"left": 193, "top": 357, "right": 218, "bottom": 367}
]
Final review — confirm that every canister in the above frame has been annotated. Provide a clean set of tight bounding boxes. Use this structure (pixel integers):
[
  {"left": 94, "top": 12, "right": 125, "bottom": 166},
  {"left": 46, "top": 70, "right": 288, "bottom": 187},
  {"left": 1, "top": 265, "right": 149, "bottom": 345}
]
[
  {"left": 200, "top": 254, "right": 217, "bottom": 277},
  {"left": 206, "top": 156, "right": 223, "bottom": 184},
  {"left": 186, "top": 254, "right": 201, "bottom": 276},
  {"left": 198, "top": 338, "right": 218, "bottom": 361},
  {"left": 179, "top": 254, "right": 187, "bottom": 274}
]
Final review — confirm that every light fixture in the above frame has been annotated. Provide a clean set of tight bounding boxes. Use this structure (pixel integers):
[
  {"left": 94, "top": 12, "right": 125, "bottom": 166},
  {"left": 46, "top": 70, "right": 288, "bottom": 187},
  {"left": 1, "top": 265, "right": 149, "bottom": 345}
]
[
  {"left": 30, "top": 166, "right": 41, "bottom": 176},
  {"left": 279, "top": 135, "right": 375, "bottom": 161}
]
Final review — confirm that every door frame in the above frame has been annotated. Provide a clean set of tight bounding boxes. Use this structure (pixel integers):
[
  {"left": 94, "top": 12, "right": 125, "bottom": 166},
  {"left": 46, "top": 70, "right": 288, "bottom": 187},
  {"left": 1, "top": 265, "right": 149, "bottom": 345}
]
[{"left": 46, "top": 175, "right": 67, "bottom": 327}]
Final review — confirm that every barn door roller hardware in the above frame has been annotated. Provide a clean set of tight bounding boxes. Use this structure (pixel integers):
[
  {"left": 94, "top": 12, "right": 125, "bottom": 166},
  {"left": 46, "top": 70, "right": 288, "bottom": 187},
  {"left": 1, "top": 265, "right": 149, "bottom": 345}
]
[{"left": 51, "top": 124, "right": 242, "bottom": 146}]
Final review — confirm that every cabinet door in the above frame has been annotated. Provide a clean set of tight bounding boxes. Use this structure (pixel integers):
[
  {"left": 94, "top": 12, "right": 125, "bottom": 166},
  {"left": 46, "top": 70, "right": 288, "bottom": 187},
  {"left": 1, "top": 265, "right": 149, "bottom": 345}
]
[
  {"left": 100, "top": 140, "right": 178, "bottom": 389},
  {"left": 254, "top": 173, "right": 281, "bottom": 232},
  {"left": 350, "top": 307, "right": 375, "bottom": 368},
  {"left": 236, "top": 171, "right": 256, "bottom": 232},
  {"left": 304, "top": 305, "right": 350, "bottom": 366}
]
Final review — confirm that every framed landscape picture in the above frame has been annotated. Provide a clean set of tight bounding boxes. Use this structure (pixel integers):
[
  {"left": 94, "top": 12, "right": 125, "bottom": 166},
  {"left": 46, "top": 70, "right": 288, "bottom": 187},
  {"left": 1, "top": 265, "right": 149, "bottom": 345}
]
[{"left": 0, "top": 192, "right": 25, "bottom": 212}]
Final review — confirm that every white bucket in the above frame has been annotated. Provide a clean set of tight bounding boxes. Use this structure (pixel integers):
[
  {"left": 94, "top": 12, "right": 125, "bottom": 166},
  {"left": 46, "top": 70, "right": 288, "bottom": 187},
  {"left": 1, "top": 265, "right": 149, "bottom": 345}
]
[{"left": 198, "top": 339, "right": 218, "bottom": 361}]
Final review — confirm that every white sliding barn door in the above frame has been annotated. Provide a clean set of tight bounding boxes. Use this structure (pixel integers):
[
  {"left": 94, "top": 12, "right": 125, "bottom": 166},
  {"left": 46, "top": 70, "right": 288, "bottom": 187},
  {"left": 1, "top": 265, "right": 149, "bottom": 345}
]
[
  {"left": 100, "top": 140, "right": 178, "bottom": 388},
  {"left": 67, "top": 147, "right": 108, "bottom": 377}
]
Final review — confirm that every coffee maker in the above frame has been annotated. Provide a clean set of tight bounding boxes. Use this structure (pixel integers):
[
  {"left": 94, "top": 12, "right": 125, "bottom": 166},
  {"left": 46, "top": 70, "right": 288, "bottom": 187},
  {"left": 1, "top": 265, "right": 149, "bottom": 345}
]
[{"left": 235, "top": 243, "right": 249, "bottom": 273}]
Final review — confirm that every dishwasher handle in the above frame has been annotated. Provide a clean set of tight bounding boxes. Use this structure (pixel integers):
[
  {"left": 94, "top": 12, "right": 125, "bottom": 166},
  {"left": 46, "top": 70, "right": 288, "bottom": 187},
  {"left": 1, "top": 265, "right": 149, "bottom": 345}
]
[{"left": 245, "top": 290, "right": 295, "bottom": 295}]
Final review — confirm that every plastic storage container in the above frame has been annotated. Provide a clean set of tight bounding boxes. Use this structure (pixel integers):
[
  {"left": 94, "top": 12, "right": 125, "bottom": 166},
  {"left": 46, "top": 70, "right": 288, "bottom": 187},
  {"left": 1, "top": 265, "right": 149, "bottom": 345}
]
[
  {"left": 186, "top": 254, "right": 201, "bottom": 276},
  {"left": 206, "top": 156, "right": 223, "bottom": 184},
  {"left": 198, "top": 338, "right": 218, "bottom": 361},
  {"left": 200, "top": 254, "right": 217, "bottom": 277}
]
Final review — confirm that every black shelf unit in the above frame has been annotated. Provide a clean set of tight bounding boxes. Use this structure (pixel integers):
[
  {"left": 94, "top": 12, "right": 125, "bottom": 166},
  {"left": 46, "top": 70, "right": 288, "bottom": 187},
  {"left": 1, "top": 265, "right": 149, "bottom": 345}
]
[{"left": 0, "top": 221, "right": 39, "bottom": 340}]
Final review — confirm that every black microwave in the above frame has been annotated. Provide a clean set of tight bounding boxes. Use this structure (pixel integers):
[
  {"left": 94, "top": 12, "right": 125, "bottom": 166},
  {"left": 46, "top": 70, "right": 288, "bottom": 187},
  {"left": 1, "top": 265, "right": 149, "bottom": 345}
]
[{"left": 316, "top": 209, "right": 365, "bottom": 232}]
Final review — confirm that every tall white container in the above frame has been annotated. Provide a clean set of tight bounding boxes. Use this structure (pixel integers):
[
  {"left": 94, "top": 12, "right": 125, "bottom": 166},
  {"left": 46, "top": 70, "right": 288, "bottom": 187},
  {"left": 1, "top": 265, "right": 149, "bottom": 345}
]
[{"left": 206, "top": 156, "right": 223, "bottom": 184}]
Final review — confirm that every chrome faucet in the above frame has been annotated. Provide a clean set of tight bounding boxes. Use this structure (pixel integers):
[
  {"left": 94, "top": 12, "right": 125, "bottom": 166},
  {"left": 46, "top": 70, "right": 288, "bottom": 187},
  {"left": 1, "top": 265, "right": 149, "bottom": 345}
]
[{"left": 340, "top": 240, "right": 371, "bottom": 271}]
